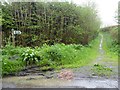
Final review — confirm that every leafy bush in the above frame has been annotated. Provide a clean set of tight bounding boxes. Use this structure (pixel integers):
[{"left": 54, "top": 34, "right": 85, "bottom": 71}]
[
  {"left": 109, "top": 27, "right": 118, "bottom": 44},
  {"left": 46, "top": 47, "right": 62, "bottom": 62},
  {"left": 110, "top": 28, "right": 118, "bottom": 53},
  {"left": 2, "top": 59, "right": 24, "bottom": 76},
  {"left": 38, "top": 41, "right": 99, "bottom": 68},
  {"left": 21, "top": 48, "right": 41, "bottom": 66},
  {"left": 92, "top": 64, "right": 112, "bottom": 76},
  {"left": 101, "top": 26, "right": 118, "bottom": 55},
  {"left": 2, "top": 44, "right": 25, "bottom": 55},
  {"left": 38, "top": 44, "right": 63, "bottom": 66},
  {"left": 70, "top": 44, "right": 83, "bottom": 50},
  {"left": 1, "top": 45, "right": 26, "bottom": 76}
]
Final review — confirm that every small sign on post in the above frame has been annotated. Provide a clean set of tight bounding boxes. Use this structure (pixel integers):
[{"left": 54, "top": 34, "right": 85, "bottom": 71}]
[
  {"left": 13, "top": 30, "right": 21, "bottom": 35},
  {"left": 11, "top": 29, "right": 21, "bottom": 46}
]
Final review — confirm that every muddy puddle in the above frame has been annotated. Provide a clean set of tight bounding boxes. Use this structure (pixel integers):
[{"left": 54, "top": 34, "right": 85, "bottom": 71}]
[{"left": 2, "top": 75, "right": 118, "bottom": 88}]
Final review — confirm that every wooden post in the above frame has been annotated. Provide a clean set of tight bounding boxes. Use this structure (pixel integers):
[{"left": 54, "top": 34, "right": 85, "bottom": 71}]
[{"left": 11, "top": 29, "right": 15, "bottom": 46}]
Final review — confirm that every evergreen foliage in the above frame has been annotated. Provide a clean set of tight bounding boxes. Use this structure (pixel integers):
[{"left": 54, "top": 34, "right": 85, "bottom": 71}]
[{"left": 1, "top": 2, "right": 101, "bottom": 46}]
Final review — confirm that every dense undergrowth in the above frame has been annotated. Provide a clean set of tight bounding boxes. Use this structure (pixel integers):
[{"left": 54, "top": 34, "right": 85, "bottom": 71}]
[
  {"left": 1, "top": 36, "right": 100, "bottom": 76},
  {"left": 101, "top": 26, "right": 118, "bottom": 60},
  {"left": 1, "top": 2, "right": 100, "bottom": 46}
]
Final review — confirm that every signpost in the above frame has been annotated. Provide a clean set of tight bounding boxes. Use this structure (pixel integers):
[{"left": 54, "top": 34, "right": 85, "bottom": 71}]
[{"left": 11, "top": 29, "right": 21, "bottom": 46}]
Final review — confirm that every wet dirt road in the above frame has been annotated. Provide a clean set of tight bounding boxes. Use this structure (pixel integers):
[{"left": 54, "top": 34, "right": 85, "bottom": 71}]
[{"left": 2, "top": 75, "right": 118, "bottom": 88}]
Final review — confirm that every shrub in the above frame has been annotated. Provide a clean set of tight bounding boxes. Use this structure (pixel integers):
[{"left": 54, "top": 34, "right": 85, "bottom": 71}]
[
  {"left": 92, "top": 64, "right": 112, "bottom": 76},
  {"left": 109, "top": 27, "right": 118, "bottom": 44},
  {"left": 46, "top": 48, "right": 62, "bottom": 62},
  {"left": 2, "top": 59, "right": 24, "bottom": 76},
  {"left": 2, "top": 44, "right": 25, "bottom": 56},
  {"left": 1, "top": 45, "right": 26, "bottom": 76},
  {"left": 21, "top": 48, "right": 41, "bottom": 66},
  {"left": 39, "top": 44, "right": 63, "bottom": 66},
  {"left": 70, "top": 44, "right": 83, "bottom": 50}
]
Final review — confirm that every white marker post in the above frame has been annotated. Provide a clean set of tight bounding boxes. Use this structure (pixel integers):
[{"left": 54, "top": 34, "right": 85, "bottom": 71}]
[{"left": 11, "top": 29, "right": 21, "bottom": 46}]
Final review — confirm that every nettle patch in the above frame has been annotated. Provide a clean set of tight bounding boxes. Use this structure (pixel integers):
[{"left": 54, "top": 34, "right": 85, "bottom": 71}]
[{"left": 92, "top": 64, "right": 113, "bottom": 77}]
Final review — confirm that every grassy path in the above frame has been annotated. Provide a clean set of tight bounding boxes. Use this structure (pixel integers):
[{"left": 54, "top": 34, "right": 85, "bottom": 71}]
[{"left": 71, "top": 33, "right": 118, "bottom": 81}]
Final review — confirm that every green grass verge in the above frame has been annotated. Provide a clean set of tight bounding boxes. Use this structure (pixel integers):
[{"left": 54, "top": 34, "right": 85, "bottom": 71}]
[{"left": 102, "top": 32, "right": 118, "bottom": 62}]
